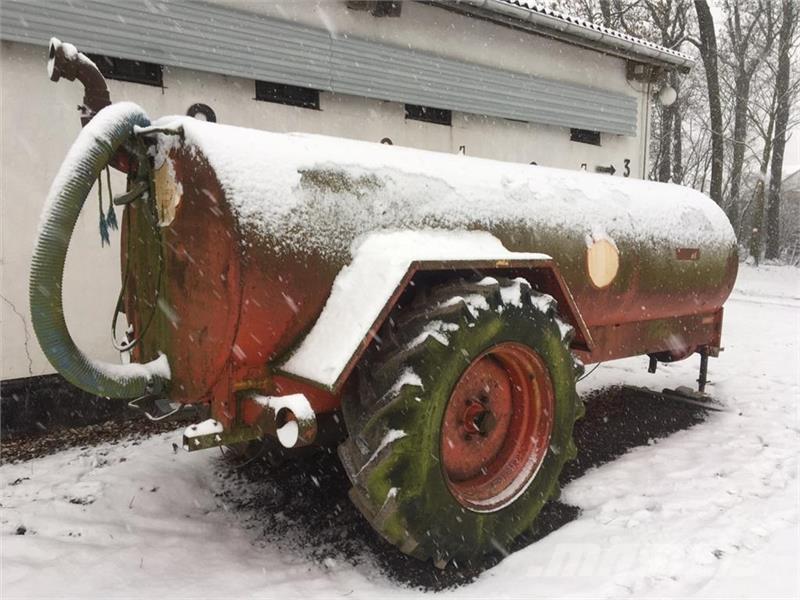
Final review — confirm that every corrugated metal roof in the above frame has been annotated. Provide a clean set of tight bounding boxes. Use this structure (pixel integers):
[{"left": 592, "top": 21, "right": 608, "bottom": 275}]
[{"left": 440, "top": 0, "right": 694, "bottom": 71}]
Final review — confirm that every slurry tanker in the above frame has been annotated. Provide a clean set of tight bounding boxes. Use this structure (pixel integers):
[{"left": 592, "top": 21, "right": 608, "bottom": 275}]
[{"left": 31, "top": 39, "right": 737, "bottom": 567}]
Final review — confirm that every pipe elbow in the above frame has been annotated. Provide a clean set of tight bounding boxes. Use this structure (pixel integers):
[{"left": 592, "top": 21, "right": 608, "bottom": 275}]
[{"left": 48, "top": 38, "right": 111, "bottom": 122}]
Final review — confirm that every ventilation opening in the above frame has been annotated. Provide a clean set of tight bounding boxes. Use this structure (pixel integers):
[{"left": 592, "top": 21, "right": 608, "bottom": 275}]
[
  {"left": 405, "top": 104, "right": 452, "bottom": 126},
  {"left": 86, "top": 54, "right": 163, "bottom": 87},
  {"left": 255, "top": 81, "right": 320, "bottom": 109},
  {"left": 570, "top": 128, "right": 601, "bottom": 146}
]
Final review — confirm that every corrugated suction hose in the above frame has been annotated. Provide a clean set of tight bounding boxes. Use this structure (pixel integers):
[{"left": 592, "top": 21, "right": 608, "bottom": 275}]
[{"left": 29, "top": 102, "right": 170, "bottom": 398}]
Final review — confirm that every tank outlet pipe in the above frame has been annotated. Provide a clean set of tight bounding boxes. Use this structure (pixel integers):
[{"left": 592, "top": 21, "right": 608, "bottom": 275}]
[
  {"left": 30, "top": 100, "right": 170, "bottom": 399},
  {"left": 47, "top": 37, "right": 111, "bottom": 125},
  {"left": 245, "top": 392, "right": 318, "bottom": 448}
]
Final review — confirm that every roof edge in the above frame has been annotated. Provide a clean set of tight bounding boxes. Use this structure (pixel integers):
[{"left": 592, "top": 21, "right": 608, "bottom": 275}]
[{"left": 431, "top": 0, "right": 694, "bottom": 73}]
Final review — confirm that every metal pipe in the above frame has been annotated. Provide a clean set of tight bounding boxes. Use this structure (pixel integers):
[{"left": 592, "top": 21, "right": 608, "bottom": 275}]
[
  {"left": 244, "top": 392, "right": 318, "bottom": 448},
  {"left": 47, "top": 37, "right": 111, "bottom": 125},
  {"left": 181, "top": 392, "right": 318, "bottom": 451},
  {"left": 698, "top": 348, "right": 709, "bottom": 393}
]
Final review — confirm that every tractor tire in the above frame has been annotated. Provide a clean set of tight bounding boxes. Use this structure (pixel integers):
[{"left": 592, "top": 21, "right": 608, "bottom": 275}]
[{"left": 338, "top": 277, "right": 584, "bottom": 565}]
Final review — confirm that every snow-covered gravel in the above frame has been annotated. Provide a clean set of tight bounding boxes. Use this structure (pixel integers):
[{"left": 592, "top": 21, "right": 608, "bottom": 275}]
[{"left": 2, "top": 263, "right": 798, "bottom": 598}]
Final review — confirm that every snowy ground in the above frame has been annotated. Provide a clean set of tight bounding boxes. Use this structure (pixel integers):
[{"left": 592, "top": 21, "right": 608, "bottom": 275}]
[{"left": 2, "top": 263, "right": 798, "bottom": 599}]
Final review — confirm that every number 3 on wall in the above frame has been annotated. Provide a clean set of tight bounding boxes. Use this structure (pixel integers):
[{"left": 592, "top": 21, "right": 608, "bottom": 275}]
[{"left": 623, "top": 159, "right": 631, "bottom": 177}]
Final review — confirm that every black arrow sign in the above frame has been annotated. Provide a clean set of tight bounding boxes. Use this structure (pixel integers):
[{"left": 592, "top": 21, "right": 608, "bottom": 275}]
[{"left": 595, "top": 164, "right": 616, "bottom": 175}]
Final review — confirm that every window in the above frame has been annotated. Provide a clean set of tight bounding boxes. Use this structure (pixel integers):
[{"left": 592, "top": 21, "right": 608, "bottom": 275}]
[
  {"left": 570, "top": 128, "right": 601, "bottom": 146},
  {"left": 405, "top": 104, "right": 452, "bottom": 126},
  {"left": 86, "top": 54, "right": 163, "bottom": 87},
  {"left": 255, "top": 80, "right": 319, "bottom": 109},
  {"left": 371, "top": 1, "right": 402, "bottom": 17},
  {"left": 346, "top": 1, "right": 402, "bottom": 17}
]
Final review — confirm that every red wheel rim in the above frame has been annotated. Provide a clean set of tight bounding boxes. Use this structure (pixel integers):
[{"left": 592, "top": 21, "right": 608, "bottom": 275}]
[{"left": 440, "top": 342, "right": 554, "bottom": 512}]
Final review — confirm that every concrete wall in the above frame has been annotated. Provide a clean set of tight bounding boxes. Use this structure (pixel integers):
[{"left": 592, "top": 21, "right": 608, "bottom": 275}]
[{"left": 0, "top": 1, "right": 650, "bottom": 382}]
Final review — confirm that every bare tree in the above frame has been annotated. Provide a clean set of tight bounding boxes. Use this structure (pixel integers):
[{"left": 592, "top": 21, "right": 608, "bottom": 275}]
[
  {"left": 747, "top": 116, "right": 775, "bottom": 263},
  {"left": 599, "top": 0, "right": 613, "bottom": 26},
  {"left": 639, "top": 0, "right": 690, "bottom": 182},
  {"left": 742, "top": 47, "right": 781, "bottom": 260},
  {"left": 678, "top": 71, "right": 712, "bottom": 189},
  {"left": 566, "top": 0, "right": 652, "bottom": 37},
  {"left": 765, "top": 0, "right": 798, "bottom": 259},
  {"left": 692, "top": 0, "right": 724, "bottom": 205},
  {"left": 722, "top": 0, "right": 775, "bottom": 229}
]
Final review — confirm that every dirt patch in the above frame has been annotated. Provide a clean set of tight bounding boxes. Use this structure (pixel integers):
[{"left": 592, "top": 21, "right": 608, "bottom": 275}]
[
  {"left": 0, "top": 417, "right": 193, "bottom": 465},
  {"left": 214, "top": 385, "right": 711, "bottom": 590},
  {"left": 563, "top": 385, "right": 710, "bottom": 482}
]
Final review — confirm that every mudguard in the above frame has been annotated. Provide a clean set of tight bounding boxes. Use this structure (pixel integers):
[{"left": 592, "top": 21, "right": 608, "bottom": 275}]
[{"left": 278, "top": 230, "right": 592, "bottom": 392}]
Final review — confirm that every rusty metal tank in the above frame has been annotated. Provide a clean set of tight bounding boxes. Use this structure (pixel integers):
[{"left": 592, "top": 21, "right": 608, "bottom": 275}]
[
  {"left": 124, "top": 117, "right": 737, "bottom": 410},
  {"left": 31, "top": 39, "right": 740, "bottom": 569}
]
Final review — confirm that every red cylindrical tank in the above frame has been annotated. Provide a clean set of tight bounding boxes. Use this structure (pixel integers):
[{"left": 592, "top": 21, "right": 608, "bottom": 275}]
[{"left": 124, "top": 118, "right": 737, "bottom": 410}]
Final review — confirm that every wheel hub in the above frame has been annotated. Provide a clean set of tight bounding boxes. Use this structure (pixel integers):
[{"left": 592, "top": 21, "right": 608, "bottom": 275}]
[
  {"left": 462, "top": 399, "right": 496, "bottom": 436},
  {"left": 440, "top": 342, "right": 555, "bottom": 512}
]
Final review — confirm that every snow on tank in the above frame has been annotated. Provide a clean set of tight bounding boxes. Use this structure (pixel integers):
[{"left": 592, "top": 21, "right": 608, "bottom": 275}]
[{"left": 147, "top": 116, "right": 736, "bottom": 260}]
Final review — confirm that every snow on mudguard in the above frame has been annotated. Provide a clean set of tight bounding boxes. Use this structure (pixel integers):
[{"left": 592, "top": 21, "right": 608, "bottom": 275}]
[{"left": 279, "top": 230, "right": 553, "bottom": 389}]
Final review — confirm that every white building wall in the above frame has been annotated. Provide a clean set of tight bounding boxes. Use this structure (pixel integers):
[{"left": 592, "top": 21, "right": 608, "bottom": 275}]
[
  {"left": 1, "top": 2, "right": 650, "bottom": 381},
  {"left": 212, "top": 1, "right": 631, "bottom": 93}
]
